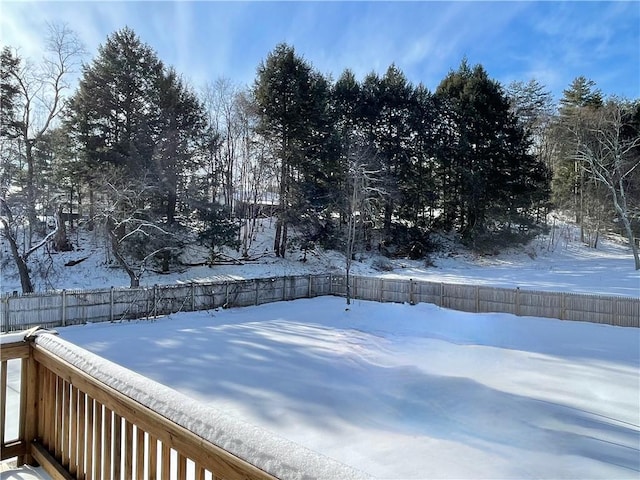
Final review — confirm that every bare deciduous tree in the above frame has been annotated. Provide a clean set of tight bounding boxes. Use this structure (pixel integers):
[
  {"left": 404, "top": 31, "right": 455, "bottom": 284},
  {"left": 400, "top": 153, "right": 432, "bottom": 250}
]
[
  {"left": 0, "top": 24, "right": 85, "bottom": 292},
  {"left": 93, "top": 170, "right": 176, "bottom": 288},
  {"left": 0, "top": 198, "right": 62, "bottom": 293},
  {"left": 571, "top": 99, "right": 640, "bottom": 269},
  {"left": 5, "top": 23, "right": 85, "bottom": 243},
  {"left": 345, "top": 144, "right": 385, "bottom": 305}
]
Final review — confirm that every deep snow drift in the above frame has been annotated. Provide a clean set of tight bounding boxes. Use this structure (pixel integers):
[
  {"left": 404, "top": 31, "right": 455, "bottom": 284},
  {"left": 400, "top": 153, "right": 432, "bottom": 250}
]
[{"left": 57, "top": 297, "right": 640, "bottom": 479}]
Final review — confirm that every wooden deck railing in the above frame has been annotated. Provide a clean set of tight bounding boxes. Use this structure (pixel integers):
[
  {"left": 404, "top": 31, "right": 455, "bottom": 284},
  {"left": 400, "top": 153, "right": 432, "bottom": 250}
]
[{"left": 1, "top": 330, "right": 369, "bottom": 480}]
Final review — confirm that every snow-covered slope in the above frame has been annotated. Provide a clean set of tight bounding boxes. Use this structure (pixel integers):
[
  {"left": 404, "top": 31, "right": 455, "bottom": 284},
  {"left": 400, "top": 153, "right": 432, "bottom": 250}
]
[{"left": 1, "top": 218, "right": 638, "bottom": 297}]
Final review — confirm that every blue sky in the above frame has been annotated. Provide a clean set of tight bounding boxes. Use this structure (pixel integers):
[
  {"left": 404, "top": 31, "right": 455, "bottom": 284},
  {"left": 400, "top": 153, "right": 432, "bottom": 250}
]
[{"left": 2, "top": 1, "right": 639, "bottom": 103}]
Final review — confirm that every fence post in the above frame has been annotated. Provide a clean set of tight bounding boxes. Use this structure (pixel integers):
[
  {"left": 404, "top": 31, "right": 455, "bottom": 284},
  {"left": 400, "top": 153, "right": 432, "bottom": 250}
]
[
  {"left": 308, "top": 275, "right": 312, "bottom": 298},
  {"left": 561, "top": 292, "right": 566, "bottom": 320},
  {"left": 191, "top": 283, "right": 195, "bottom": 311},
  {"left": 61, "top": 290, "right": 67, "bottom": 327},
  {"left": 282, "top": 277, "right": 287, "bottom": 301},
  {"left": 379, "top": 278, "right": 384, "bottom": 302},
  {"left": 153, "top": 284, "right": 158, "bottom": 319},
  {"left": 515, "top": 288, "right": 520, "bottom": 316},
  {"left": 255, "top": 279, "right": 260, "bottom": 305},
  {"left": 225, "top": 281, "right": 229, "bottom": 307},
  {"left": 409, "top": 279, "right": 414, "bottom": 305},
  {"left": 110, "top": 287, "right": 114, "bottom": 322},
  {"left": 475, "top": 285, "right": 480, "bottom": 313},
  {"left": 2, "top": 296, "right": 8, "bottom": 332},
  {"left": 328, "top": 274, "right": 332, "bottom": 295},
  {"left": 440, "top": 282, "right": 444, "bottom": 307}
]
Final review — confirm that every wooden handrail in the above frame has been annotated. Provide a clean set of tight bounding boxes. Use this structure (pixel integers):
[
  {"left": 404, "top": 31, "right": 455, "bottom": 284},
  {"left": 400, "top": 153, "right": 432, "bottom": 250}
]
[
  {"left": 1, "top": 332, "right": 370, "bottom": 480},
  {"left": 31, "top": 343, "right": 278, "bottom": 480}
]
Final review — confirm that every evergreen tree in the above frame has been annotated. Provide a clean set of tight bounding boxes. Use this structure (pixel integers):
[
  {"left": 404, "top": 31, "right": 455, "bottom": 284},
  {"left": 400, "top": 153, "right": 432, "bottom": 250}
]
[
  {"left": 151, "top": 67, "right": 206, "bottom": 224},
  {"left": 67, "top": 27, "right": 165, "bottom": 173},
  {"left": 253, "top": 43, "right": 335, "bottom": 257},
  {"left": 195, "top": 202, "right": 240, "bottom": 264},
  {"left": 67, "top": 28, "right": 205, "bottom": 225},
  {"left": 552, "top": 76, "right": 604, "bottom": 227},
  {"left": 435, "top": 60, "right": 548, "bottom": 243}
]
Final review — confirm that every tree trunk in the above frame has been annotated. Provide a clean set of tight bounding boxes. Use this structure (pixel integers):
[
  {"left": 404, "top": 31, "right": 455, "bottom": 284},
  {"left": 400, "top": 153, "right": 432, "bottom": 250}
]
[
  {"left": 619, "top": 214, "right": 640, "bottom": 270},
  {"left": 10, "top": 239, "right": 34, "bottom": 293},
  {"left": 273, "top": 218, "right": 282, "bottom": 257},
  {"left": 1, "top": 225, "right": 34, "bottom": 293},
  {"left": 88, "top": 186, "right": 95, "bottom": 231},
  {"left": 280, "top": 222, "right": 288, "bottom": 258},
  {"left": 52, "top": 206, "right": 72, "bottom": 251},
  {"left": 25, "top": 140, "right": 37, "bottom": 247},
  {"left": 167, "top": 190, "right": 177, "bottom": 225},
  {"left": 107, "top": 217, "right": 141, "bottom": 287}
]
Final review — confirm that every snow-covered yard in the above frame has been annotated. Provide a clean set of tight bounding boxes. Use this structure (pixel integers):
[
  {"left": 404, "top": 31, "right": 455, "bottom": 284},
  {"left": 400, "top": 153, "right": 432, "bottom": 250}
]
[
  {"left": 3, "top": 220, "right": 639, "bottom": 478},
  {"left": 55, "top": 297, "right": 640, "bottom": 479}
]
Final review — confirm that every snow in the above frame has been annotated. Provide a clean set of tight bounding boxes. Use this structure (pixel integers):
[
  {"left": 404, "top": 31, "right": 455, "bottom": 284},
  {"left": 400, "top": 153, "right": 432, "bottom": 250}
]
[
  {"left": 31, "top": 332, "right": 369, "bottom": 480},
  {"left": 2, "top": 218, "right": 639, "bottom": 478},
  {"left": 55, "top": 298, "right": 640, "bottom": 479},
  {"left": 0, "top": 463, "right": 50, "bottom": 479},
  {"left": 1, "top": 218, "right": 638, "bottom": 297}
]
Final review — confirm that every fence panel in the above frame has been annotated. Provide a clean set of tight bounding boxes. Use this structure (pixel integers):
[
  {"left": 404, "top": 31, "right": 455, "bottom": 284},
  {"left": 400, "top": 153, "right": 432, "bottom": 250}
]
[
  {"left": 352, "top": 276, "right": 382, "bottom": 302},
  {"left": 618, "top": 297, "right": 640, "bottom": 327},
  {"left": 66, "top": 289, "right": 112, "bottom": 325},
  {"left": 442, "top": 284, "right": 477, "bottom": 313},
  {"left": 309, "top": 275, "right": 332, "bottom": 297},
  {"left": 381, "top": 278, "right": 409, "bottom": 303},
  {"left": 519, "top": 290, "right": 564, "bottom": 319},
  {"left": 412, "top": 281, "right": 442, "bottom": 306},
  {"left": 153, "top": 284, "right": 193, "bottom": 317},
  {"left": 111, "top": 287, "right": 150, "bottom": 321},
  {"left": 564, "top": 293, "right": 614, "bottom": 325},
  {"left": 5, "top": 294, "right": 62, "bottom": 331},
  {"left": 478, "top": 287, "right": 517, "bottom": 315},
  {"left": 257, "top": 277, "right": 285, "bottom": 305}
]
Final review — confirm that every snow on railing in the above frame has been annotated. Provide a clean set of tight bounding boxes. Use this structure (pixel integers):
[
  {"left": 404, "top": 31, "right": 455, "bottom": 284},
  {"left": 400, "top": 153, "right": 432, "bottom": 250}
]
[{"left": 1, "top": 329, "right": 370, "bottom": 480}]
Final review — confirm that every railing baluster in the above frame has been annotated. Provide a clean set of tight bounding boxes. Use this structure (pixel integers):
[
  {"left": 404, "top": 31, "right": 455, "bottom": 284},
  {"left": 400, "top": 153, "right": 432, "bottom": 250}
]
[
  {"left": 0, "top": 360, "right": 7, "bottom": 448},
  {"left": 103, "top": 407, "right": 112, "bottom": 480},
  {"left": 54, "top": 375, "right": 64, "bottom": 462},
  {"left": 94, "top": 402, "right": 103, "bottom": 480},
  {"left": 86, "top": 396, "right": 94, "bottom": 480},
  {"left": 161, "top": 442, "right": 170, "bottom": 480},
  {"left": 125, "top": 419, "right": 133, "bottom": 479},
  {"left": 135, "top": 427, "right": 144, "bottom": 480},
  {"left": 113, "top": 413, "right": 122, "bottom": 479},
  {"left": 195, "top": 463, "right": 205, "bottom": 480},
  {"left": 38, "top": 364, "right": 46, "bottom": 445},
  {"left": 148, "top": 434, "right": 158, "bottom": 480},
  {"left": 78, "top": 391, "right": 86, "bottom": 479},
  {"left": 46, "top": 369, "right": 55, "bottom": 450},
  {"left": 64, "top": 378, "right": 70, "bottom": 464},
  {"left": 70, "top": 385, "right": 78, "bottom": 476},
  {"left": 177, "top": 453, "right": 187, "bottom": 480}
]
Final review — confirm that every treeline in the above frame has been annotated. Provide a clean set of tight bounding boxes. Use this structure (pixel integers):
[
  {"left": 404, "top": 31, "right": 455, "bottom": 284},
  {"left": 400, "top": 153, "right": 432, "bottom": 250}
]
[{"left": 1, "top": 26, "right": 639, "bottom": 293}]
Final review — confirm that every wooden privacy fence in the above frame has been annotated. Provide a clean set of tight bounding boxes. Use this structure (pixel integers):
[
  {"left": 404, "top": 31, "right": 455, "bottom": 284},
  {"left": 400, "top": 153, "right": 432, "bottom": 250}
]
[
  {"left": 331, "top": 276, "right": 639, "bottom": 327},
  {"left": 0, "top": 275, "right": 332, "bottom": 333},
  {"left": 0, "top": 330, "right": 369, "bottom": 479},
  {"left": 1, "top": 274, "right": 638, "bottom": 331}
]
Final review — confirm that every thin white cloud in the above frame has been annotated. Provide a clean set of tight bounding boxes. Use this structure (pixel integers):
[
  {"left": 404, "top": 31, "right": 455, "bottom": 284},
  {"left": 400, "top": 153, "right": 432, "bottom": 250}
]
[{"left": 1, "top": 1, "right": 636, "bottom": 102}]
